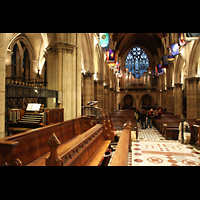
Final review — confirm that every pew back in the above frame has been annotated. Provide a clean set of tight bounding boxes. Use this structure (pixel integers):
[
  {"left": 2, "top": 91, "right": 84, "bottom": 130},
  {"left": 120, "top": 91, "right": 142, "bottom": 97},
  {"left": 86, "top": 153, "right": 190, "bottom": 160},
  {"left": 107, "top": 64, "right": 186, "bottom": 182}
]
[
  {"left": 110, "top": 127, "right": 131, "bottom": 166},
  {"left": 0, "top": 116, "right": 93, "bottom": 166}
]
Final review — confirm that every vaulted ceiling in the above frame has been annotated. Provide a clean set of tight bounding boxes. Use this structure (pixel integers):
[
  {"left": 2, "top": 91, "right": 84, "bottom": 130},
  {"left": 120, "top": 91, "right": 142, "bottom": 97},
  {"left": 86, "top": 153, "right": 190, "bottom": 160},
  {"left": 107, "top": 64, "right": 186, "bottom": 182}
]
[{"left": 111, "top": 33, "right": 168, "bottom": 57}]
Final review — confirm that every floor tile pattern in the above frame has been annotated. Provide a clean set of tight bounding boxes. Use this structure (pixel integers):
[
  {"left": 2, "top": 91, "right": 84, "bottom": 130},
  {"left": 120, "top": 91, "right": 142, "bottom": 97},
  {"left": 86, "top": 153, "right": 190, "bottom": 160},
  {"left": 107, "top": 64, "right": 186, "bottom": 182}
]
[
  {"left": 109, "top": 126, "right": 200, "bottom": 166},
  {"left": 132, "top": 126, "right": 200, "bottom": 166},
  {"left": 138, "top": 126, "right": 165, "bottom": 141}
]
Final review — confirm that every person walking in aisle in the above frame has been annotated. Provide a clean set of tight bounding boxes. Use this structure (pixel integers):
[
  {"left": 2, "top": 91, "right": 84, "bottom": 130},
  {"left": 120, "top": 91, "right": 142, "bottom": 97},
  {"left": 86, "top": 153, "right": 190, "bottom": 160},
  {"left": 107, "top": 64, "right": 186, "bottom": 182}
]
[
  {"left": 147, "top": 109, "right": 154, "bottom": 128},
  {"left": 140, "top": 110, "right": 147, "bottom": 129}
]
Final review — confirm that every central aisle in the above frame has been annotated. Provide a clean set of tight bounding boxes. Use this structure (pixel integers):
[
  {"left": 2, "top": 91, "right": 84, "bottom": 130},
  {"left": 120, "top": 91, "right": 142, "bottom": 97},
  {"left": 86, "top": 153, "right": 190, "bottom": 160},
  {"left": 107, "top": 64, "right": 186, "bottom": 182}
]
[{"left": 130, "top": 126, "right": 200, "bottom": 166}]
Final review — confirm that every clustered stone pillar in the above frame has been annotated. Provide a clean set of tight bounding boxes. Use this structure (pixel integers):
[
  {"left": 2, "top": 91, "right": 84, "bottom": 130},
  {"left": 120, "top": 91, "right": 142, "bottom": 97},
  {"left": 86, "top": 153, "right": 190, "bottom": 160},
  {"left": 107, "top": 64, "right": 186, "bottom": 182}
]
[
  {"left": 110, "top": 88, "right": 115, "bottom": 112},
  {"left": 186, "top": 77, "right": 200, "bottom": 119},
  {"left": 104, "top": 85, "right": 110, "bottom": 114},
  {"left": 174, "top": 83, "right": 183, "bottom": 115},
  {"left": 166, "top": 86, "right": 174, "bottom": 114},
  {"left": 96, "top": 81, "right": 104, "bottom": 112},
  {"left": 0, "top": 33, "right": 6, "bottom": 138},
  {"left": 161, "top": 90, "right": 166, "bottom": 109},
  {"left": 83, "top": 74, "right": 94, "bottom": 106},
  {"left": 45, "top": 35, "right": 81, "bottom": 121}
]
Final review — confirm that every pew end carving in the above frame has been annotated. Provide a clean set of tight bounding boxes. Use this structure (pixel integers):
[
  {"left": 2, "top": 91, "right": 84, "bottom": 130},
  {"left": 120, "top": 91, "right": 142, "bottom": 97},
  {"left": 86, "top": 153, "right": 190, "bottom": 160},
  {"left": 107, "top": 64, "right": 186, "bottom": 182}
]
[
  {"left": 45, "top": 133, "right": 63, "bottom": 166},
  {"left": 0, "top": 140, "right": 22, "bottom": 166}
]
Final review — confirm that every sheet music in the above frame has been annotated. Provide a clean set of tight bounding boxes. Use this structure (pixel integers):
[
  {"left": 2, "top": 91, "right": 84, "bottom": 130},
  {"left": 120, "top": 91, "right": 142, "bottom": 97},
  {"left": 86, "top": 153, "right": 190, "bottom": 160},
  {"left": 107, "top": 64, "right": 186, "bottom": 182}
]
[{"left": 26, "top": 103, "right": 41, "bottom": 111}]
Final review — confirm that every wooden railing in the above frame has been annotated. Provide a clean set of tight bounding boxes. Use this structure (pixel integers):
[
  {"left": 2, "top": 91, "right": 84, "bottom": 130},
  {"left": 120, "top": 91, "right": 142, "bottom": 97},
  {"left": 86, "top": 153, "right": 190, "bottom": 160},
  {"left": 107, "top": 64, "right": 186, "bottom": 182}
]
[{"left": 110, "top": 124, "right": 131, "bottom": 166}]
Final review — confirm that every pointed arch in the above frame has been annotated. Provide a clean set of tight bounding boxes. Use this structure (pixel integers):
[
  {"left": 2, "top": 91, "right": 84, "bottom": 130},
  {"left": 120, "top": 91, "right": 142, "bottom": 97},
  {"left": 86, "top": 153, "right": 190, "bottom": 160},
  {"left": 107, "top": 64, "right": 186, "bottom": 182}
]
[
  {"left": 188, "top": 39, "right": 200, "bottom": 78},
  {"left": 174, "top": 54, "right": 185, "bottom": 84},
  {"left": 81, "top": 33, "right": 94, "bottom": 72}
]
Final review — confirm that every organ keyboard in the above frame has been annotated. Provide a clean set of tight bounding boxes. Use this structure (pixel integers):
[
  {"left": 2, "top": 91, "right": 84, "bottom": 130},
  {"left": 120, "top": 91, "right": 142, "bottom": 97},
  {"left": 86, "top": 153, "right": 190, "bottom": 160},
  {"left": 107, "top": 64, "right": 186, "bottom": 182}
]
[{"left": 8, "top": 103, "right": 44, "bottom": 136}]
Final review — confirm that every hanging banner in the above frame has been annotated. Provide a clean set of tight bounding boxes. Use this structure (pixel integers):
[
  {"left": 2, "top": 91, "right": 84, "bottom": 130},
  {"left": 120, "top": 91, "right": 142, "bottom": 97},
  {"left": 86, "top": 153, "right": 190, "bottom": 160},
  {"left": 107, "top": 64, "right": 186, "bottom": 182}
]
[
  {"left": 183, "top": 33, "right": 200, "bottom": 41},
  {"left": 179, "top": 33, "right": 187, "bottom": 46},
  {"left": 99, "top": 33, "right": 110, "bottom": 51},
  {"left": 107, "top": 49, "right": 117, "bottom": 67},
  {"left": 107, "top": 49, "right": 116, "bottom": 62},
  {"left": 161, "top": 55, "right": 169, "bottom": 68}
]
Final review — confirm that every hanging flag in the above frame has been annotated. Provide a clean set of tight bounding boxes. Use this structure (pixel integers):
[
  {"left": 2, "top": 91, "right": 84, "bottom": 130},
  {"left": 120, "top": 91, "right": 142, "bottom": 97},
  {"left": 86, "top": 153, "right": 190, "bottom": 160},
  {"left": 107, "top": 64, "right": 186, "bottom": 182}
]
[
  {"left": 161, "top": 55, "right": 169, "bottom": 68},
  {"left": 107, "top": 49, "right": 116, "bottom": 62},
  {"left": 99, "top": 33, "right": 110, "bottom": 52},
  {"left": 178, "top": 33, "right": 187, "bottom": 46}
]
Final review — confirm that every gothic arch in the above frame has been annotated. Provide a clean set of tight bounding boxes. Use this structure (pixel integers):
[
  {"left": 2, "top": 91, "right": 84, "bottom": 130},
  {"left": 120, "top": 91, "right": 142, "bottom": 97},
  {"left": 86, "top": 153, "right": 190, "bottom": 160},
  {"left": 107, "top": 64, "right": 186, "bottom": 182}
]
[
  {"left": 174, "top": 54, "right": 185, "bottom": 84},
  {"left": 81, "top": 33, "right": 94, "bottom": 72},
  {"left": 139, "top": 93, "right": 155, "bottom": 107},
  {"left": 8, "top": 35, "right": 36, "bottom": 61},
  {"left": 120, "top": 94, "right": 136, "bottom": 110},
  {"left": 188, "top": 39, "right": 200, "bottom": 78}
]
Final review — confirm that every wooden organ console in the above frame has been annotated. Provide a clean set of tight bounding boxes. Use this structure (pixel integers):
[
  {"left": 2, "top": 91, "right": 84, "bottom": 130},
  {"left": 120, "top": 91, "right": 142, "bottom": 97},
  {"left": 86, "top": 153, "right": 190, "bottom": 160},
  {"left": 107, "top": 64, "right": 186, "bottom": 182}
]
[{"left": 7, "top": 103, "right": 64, "bottom": 136}]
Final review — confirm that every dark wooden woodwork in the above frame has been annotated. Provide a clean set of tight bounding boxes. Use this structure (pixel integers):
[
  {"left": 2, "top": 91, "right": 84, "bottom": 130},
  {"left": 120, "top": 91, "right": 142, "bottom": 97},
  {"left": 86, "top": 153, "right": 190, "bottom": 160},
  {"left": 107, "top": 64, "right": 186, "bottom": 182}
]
[
  {"left": 0, "top": 115, "right": 95, "bottom": 166},
  {"left": 8, "top": 109, "right": 25, "bottom": 123},
  {"left": 153, "top": 114, "right": 200, "bottom": 143},
  {"left": 44, "top": 124, "right": 111, "bottom": 166},
  {"left": 110, "top": 110, "right": 138, "bottom": 138},
  {"left": 44, "top": 108, "right": 64, "bottom": 125},
  {"left": 0, "top": 113, "right": 116, "bottom": 166},
  {"left": 110, "top": 127, "right": 131, "bottom": 166},
  {"left": 7, "top": 108, "right": 64, "bottom": 136}
]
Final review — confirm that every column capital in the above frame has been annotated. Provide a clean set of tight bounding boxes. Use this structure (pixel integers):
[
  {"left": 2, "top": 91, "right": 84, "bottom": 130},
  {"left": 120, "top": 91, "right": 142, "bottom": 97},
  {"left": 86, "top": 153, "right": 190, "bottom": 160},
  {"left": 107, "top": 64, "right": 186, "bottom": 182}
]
[
  {"left": 186, "top": 77, "right": 200, "bottom": 83},
  {"left": 167, "top": 86, "right": 174, "bottom": 90},
  {"left": 52, "top": 42, "right": 77, "bottom": 54},
  {"left": 174, "top": 83, "right": 183, "bottom": 87}
]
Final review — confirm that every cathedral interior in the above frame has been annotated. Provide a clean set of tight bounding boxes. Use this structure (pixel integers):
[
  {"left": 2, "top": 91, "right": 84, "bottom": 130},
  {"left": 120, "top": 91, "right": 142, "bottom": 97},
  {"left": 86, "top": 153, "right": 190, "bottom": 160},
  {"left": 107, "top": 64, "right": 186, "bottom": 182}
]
[{"left": 1, "top": 33, "right": 200, "bottom": 166}]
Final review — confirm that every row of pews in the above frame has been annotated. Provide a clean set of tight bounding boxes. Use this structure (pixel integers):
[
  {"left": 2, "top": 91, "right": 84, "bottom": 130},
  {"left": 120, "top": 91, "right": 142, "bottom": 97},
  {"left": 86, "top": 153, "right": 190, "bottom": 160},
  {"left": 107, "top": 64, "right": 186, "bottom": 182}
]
[
  {"left": 153, "top": 113, "right": 200, "bottom": 145},
  {"left": 109, "top": 110, "right": 138, "bottom": 138},
  {"left": 0, "top": 113, "right": 132, "bottom": 166}
]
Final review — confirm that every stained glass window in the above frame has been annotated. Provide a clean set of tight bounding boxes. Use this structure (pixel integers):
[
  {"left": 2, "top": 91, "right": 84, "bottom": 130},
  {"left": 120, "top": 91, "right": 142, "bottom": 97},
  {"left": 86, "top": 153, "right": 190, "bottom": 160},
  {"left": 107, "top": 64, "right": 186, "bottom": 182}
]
[{"left": 125, "top": 46, "right": 149, "bottom": 79}]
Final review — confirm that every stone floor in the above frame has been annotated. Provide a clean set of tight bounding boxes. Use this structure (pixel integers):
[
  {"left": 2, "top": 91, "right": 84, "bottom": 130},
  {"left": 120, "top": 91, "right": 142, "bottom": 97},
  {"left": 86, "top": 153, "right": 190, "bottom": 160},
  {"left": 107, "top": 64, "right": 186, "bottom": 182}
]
[
  {"left": 109, "top": 126, "right": 200, "bottom": 166},
  {"left": 131, "top": 126, "right": 200, "bottom": 166}
]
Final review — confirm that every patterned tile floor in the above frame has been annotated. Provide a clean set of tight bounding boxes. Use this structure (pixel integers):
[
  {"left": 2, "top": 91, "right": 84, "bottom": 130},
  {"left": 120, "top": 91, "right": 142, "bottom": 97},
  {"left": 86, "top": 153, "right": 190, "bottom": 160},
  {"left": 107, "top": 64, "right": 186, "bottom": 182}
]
[
  {"left": 131, "top": 126, "right": 200, "bottom": 166},
  {"left": 108, "top": 126, "right": 200, "bottom": 166}
]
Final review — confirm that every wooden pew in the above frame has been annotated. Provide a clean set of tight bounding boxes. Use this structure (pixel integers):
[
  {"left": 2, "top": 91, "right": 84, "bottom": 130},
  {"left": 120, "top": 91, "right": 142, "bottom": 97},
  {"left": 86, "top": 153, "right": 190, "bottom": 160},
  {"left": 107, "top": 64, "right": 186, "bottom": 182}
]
[
  {"left": 153, "top": 114, "right": 182, "bottom": 139},
  {"left": 154, "top": 114, "right": 199, "bottom": 141},
  {"left": 31, "top": 115, "right": 113, "bottom": 166},
  {"left": 110, "top": 110, "right": 138, "bottom": 138},
  {"left": 44, "top": 124, "right": 111, "bottom": 166},
  {"left": 0, "top": 113, "right": 115, "bottom": 166},
  {"left": 110, "top": 124, "right": 131, "bottom": 166},
  {"left": 0, "top": 115, "right": 95, "bottom": 166}
]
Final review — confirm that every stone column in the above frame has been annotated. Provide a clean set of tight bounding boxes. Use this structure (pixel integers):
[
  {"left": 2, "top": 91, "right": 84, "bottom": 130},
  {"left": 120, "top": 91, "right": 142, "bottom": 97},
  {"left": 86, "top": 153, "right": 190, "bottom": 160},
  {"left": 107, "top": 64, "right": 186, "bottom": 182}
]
[
  {"left": 0, "top": 33, "right": 6, "bottom": 138},
  {"left": 52, "top": 41, "right": 80, "bottom": 121},
  {"left": 96, "top": 81, "right": 104, "bottom": 112},
  {"left": 174, "top": 83, "right": 183, "bottom": 116},
  {"left": 186, "top": 77, "right": 200, "bottom": 119},
  {"left": 45, "top": 48, "right": 56, "bottom": 108},
  {"left": 83, "top": 74, "right": 94, "bottom": 106},
  {"left": 104, "top": 85, "right": 110, "bottom": 114},
  {"left": 161, "top": 90, "right": 166, "bottom": 109},
  {"left": 110, "top": 88, "right": 115, "bottom": 112},
  {"left": 166, "top": 86, "right": 174, "bottom": 114}
]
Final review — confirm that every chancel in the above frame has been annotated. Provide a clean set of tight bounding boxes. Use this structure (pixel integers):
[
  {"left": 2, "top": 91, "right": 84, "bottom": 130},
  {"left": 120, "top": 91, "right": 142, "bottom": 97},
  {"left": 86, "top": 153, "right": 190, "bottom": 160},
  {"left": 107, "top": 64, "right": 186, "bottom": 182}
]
[{"left": 1, "top": 33, "right": 200, "bottom": 166}]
